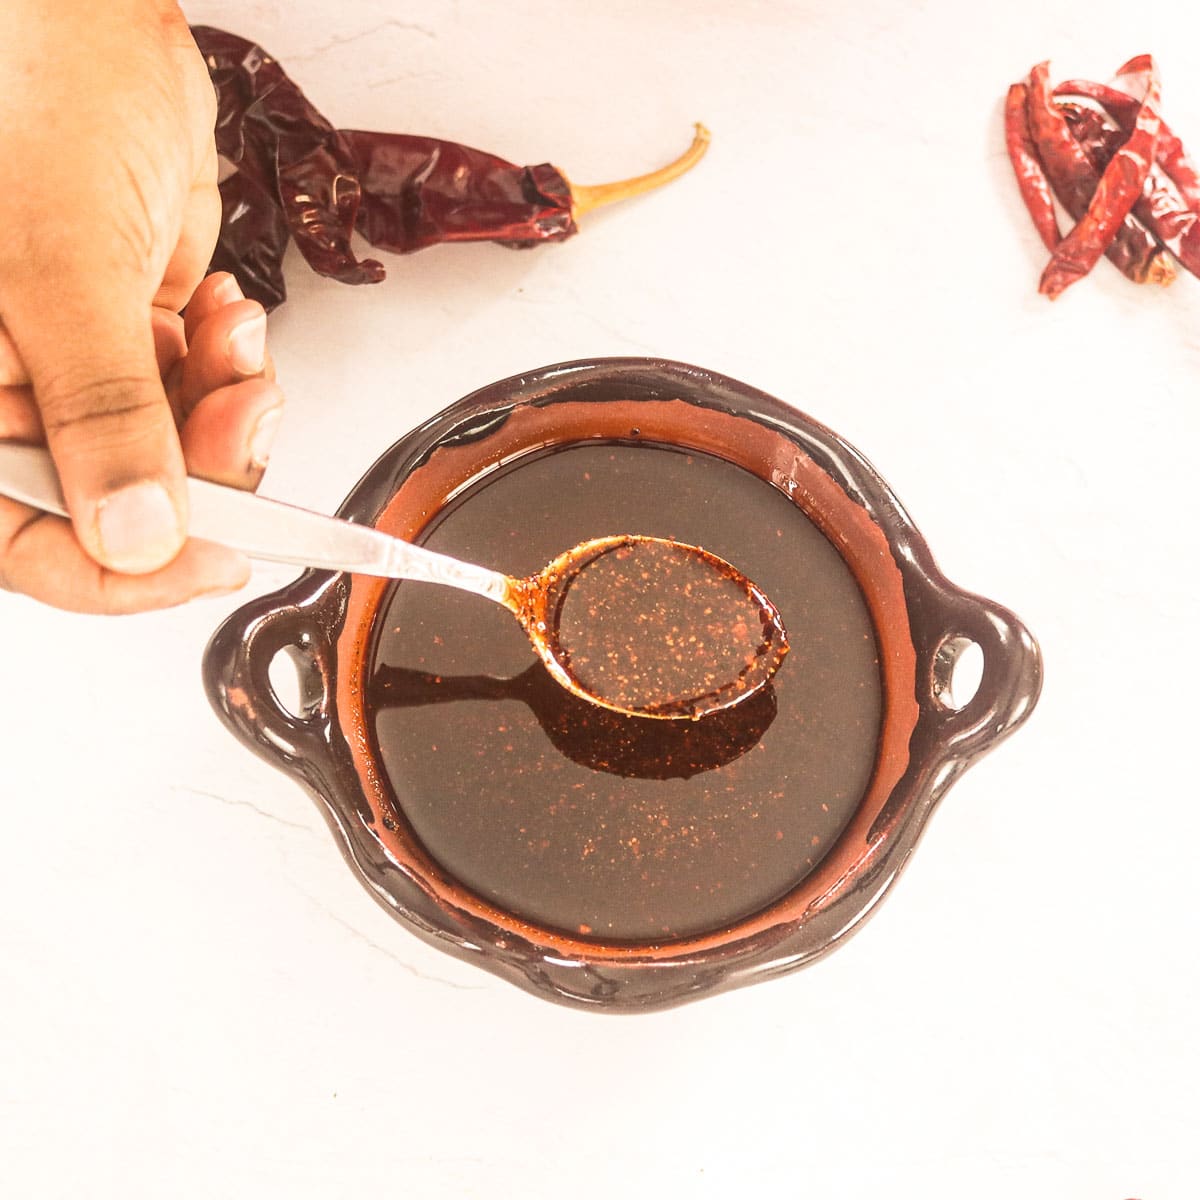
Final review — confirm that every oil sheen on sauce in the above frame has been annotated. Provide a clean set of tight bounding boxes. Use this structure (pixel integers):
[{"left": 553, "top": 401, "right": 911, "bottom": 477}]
[{"left": 368, "top": 442, "right": 882, "bottom": 942}]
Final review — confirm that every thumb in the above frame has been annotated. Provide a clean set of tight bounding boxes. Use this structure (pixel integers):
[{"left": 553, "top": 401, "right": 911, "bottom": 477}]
[{"left": 7, "top": 290, "right": 187, "bottom": 575}]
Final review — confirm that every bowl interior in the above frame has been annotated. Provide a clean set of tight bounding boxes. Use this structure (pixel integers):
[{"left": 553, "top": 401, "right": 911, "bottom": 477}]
[{"left": 333, "top": 396, "right": 919, "bottom": 959}]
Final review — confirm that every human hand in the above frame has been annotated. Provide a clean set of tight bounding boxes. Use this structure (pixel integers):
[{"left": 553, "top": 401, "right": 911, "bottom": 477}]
[
  {"left": 0, "top": 273, "right": 282, "bottom": 610},
  {"left": 0, "top": 2, "right": 278, "bottom": 611}
]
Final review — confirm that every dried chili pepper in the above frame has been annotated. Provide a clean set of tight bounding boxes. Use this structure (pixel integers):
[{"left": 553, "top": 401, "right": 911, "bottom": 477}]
[
  {"left": 1060, "top": 102, "right": 1200, "bottom": 275},
  {"left": 1039, "top": 60, "right": 1163, "bottom": 298},
  {"left": 1057, "top": 103, "right": 1124, "bottom": 164},
  {"left": 1002, "top": 55, "right": 1200, "bottom": 296},
  {"left": 1055, "top": 64, "right": 1200, "bottom": 273},
  {"left": 1022, "top": 61, "right": 1170, "bottom": 289},
  {"left": 195, "top": 26, "right": 385, "bottom": 292},
  {"left": 1004, "top": 82, "right": 1061, "bottom": 252},
  {"left": 190, "top": 26, "right": 709, "bottom": 310},
  {"left": 1056, "top": 78, "right": 1200, "bottom": 211},
  {"left": 339, "top": 131, "right": 576, "bottom": 258},
  {"left": 207, "top": 171, "right": 290, "bottom": 311}
]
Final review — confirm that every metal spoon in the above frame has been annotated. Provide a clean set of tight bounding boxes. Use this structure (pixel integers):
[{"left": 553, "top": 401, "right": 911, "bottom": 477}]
[{"left": 0, "top": 442, "right": 788, "bottom": 720}]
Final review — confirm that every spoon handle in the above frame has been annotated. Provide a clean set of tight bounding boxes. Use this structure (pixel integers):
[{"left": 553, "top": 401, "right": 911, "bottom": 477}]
[{"left": 0, "top": 442, "right": 511, "bottom": 605}]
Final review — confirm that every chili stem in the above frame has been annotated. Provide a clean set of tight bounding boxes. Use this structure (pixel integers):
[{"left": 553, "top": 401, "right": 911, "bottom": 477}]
[{"left": 568, "top": 124, "right": 711, "bottom": 218}]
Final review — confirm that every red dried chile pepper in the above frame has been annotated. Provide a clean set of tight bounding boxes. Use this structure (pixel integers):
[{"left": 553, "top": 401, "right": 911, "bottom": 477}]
[
  {"left": 1056, "top": 77, "right": 1200, "bottom": 211},
  {"left": 1039, "top": 60, "right": 1163, "bottom": 298},
  {"left": 194, "top": 26, "right": 385, "bottom": 293},
  {"left": 1059, "top": 102, "right": 1200, "bottom": 275},
  {"left": 1019, "top": 61, "right": 1171, "bottom": 290},
  {"left": 340, "top": 125, "right": 710, "bottom": 256},
  {"left": 207, "top": 172, "right": 291, "bottom": 311},
  {"left": 1057, "top": 103, "right": 1125, "bottom": 164},
  {"left": 1002, "top": 55, "right": 1200, "bottom": 296},
  {"left": 190, "top": 26, "right": 709, "bottom": 310},
  {"left": 1004, "top": 82, "right": 1061, "bottom": 253}
]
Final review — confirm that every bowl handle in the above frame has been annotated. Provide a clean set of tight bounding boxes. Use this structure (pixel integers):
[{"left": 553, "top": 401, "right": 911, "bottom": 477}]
[
  {"left": 202, "top": 576, "right": 344, "bottom": 783},
  {"left": 921, "top": 586, "right": 1043, "bottom": 776}
]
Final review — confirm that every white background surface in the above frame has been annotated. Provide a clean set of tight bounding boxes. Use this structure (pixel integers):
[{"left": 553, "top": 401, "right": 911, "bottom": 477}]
[{"left": 2, "top": 1, "right": 1198, "bottom": 1196}]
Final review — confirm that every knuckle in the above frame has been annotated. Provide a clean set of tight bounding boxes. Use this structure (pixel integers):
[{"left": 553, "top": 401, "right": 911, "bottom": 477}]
[
  {"left": 96, "top": 570, "right": 148, "bottom": 616},
  {"left": 112, "top": 216, "right": 157, "bottom": 280},
  {"left": 37, "top": 373, "right": 166, "bottom": 445},
  {"left": 112, "top": 158, "right": 162, "bottom": 277}
]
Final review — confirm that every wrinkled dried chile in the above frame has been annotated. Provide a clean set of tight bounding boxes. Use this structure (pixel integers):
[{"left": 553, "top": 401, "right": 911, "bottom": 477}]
[
  {"left": 190, "top": 26, "right": 708, "bottom": 310},
  {"left": 368, "top": 442, "right": 883, "bottom": 942},
  {"left": 1005, "top": 54, "right": 1200, "bottom": 296},
  {"left": 1040, "top": 61, "right": 1162, "bottom": 298},
  {"left": 1054, "top": 77, "right": 1200, "bottom": 210},
  {"left": 1004, "top": 82, "right": 1061, "bottom": 253},
  {"left": 1059, "top": 104, "right": 1200, "bottom": 274}
]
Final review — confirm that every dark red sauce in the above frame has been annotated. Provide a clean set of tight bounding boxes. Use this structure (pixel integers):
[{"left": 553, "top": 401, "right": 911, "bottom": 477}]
[{"left": 368, "top": 442, "right": 882, "bottom": 941}]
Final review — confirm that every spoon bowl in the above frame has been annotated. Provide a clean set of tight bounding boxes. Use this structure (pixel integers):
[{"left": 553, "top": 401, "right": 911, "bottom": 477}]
[{"left": 507, "top": 535, "right": 789, "bottom": 719}]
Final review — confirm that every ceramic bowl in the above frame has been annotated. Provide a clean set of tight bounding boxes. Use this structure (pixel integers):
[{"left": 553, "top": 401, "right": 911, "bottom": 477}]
[{"left": 203, "top": 359, "right": 1042, "bottom": 1011}]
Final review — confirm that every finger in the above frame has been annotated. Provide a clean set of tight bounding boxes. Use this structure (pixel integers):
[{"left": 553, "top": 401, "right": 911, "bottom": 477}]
[
  {"left": 151, "top": 308, "right": 188, "bottom": 377},
  {"left": 183, "top": 272, "right": 245, "bottom": 343},
  {"left": 0, "top": 322, "right": 29, "bottom": 387},
  {"left": 0, "top": 387, "right": 44, "bottom": 442},
  {"left": 8, "top": 310, "right": 190, "bottom": 428},
  {"left": 155, "top": 171, "right": 222, "bottom": 314},
  {"left": 183, "top": 275, "right": 277, "bottom": 388},
  {"left": 178, "top": 299, "right": 273, "bottom": 419},
  {"left": 151, "top": 308, "right": 191, "bottom": 426},
  {"left": 3, "top": 289, "right": 188, "bottom": 575},
  {"left": 0, "top": 497, "right": 248, "bottom": 615},
  {"left": 180, "top": 379, "right": 284, "bottom": 489}
]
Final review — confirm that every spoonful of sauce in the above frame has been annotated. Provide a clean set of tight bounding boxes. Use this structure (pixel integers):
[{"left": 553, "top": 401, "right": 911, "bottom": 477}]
[
  {"left": 510, "top": 535, "right": 787, "bottom": 719},
  {"left": 0, "top": 443, "right": 788, "bottom": 719}
]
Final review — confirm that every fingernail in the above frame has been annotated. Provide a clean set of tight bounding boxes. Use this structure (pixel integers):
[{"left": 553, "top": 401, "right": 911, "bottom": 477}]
[
  {"left": 95, "top": 481, "right": 183, "bottom": 574},
  {"left": 212, "top": 274, "right": 244, "bottom": 306},
  {"left": 249, "top": 404, "right": 283, "bottom": 469},
  {"left": 228, "top": 312, "right": 266, "bottom": 376}
]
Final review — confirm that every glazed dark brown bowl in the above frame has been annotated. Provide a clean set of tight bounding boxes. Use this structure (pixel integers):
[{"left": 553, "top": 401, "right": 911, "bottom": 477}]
[{"left": 203, "top": 359, "right": 1041, "bottom": 1011}]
